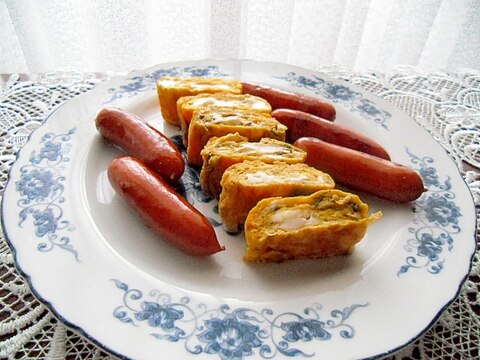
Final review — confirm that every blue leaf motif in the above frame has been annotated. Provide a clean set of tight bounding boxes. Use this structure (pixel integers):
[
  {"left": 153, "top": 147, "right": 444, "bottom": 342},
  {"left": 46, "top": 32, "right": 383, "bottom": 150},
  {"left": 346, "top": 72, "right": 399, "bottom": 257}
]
[
  {"left": 112, "top": 279, "right": 129, "bottom": 292},
  {"left": 276, "top": 341, "right": 310, "bottom": 357},
  {"left": 113, "top": 309, "right": 136, "bottom": 325},
  {"left": 430, "top": 260, "right": 444, "bottom": 274},
  {"left": 341, "top": 304, "right": 364, "bottom": 319},
  {"left": 151, "top": 333, "right": 183, "bottom": 342}
]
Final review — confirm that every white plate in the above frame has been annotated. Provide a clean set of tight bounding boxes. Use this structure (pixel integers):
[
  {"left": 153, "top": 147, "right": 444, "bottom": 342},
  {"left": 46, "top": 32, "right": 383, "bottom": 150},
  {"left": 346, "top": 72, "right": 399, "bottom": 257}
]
[{"left": 2, "top": 59, "right": 476, "bottom": 360}]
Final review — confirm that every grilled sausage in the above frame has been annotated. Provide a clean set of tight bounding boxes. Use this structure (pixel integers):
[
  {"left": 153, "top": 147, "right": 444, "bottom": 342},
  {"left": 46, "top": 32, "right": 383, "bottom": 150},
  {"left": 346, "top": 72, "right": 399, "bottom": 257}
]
[
  {"left": 293, "top": 137, "right": 425, "bottom": 203},
  {"left": 96, "top": 107, "right": 184, "bottom": 182},
  {"left": 272, "top": 109, "right": 390, "bottom": 160},
  {"left": 241, "top": 81, "right": 336, "bottom": 121},
  {"left": 108, "top": 156, "right": 224, "bottom": 256}
]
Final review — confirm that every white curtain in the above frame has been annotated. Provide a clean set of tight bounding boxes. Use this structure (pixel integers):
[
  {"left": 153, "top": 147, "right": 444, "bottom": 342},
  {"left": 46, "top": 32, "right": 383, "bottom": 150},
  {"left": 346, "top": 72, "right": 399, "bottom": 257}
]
[{"left": 1, "top": 0, "right": 479, "bottom": 74}]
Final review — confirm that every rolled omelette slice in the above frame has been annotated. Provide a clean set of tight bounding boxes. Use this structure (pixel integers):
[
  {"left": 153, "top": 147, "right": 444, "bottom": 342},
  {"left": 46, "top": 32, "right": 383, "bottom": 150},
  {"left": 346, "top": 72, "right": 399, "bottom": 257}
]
[
  {"left": 244, "top": 189, "right": 382, "bottom": 263},
  {"left": 200, "top": 133, "right": 306, "bottom": 199},
  {"left": 187, "top": 108, "right": 287, "bottom": 166},
  {"left": 177, "top": 93, "right": 272, "bottom": 145},
  {"left": 219, "top": 160, "right": 335, "bottom": 233},
  {"left": 156, "top": 76, "right": 242, "bottom": 126}
]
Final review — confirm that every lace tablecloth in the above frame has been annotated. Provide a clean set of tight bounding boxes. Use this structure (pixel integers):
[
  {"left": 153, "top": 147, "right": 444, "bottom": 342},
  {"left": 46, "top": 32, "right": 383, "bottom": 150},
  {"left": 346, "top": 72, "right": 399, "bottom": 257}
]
[{"left": 0, "top": 68, "right": 479, "bottom": 359}]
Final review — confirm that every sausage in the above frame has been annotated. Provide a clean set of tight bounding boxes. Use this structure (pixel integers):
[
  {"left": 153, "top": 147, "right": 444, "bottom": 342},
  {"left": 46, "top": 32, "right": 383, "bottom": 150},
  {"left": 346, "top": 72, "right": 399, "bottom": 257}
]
[
  {"left": 96, "top": 107, "right": 184, "bottom": 183},
  {"left": 293, "top": 137, "right": 425, "bottom": 203},
  {"left": 241, "top": 81, "right": 336, "bottom": 121},
  {"left": 272, "top": 109, "right": 390, "bottom": 160},
  {"left": 108, "top": 156, "right": 224, "bottom": 256}
]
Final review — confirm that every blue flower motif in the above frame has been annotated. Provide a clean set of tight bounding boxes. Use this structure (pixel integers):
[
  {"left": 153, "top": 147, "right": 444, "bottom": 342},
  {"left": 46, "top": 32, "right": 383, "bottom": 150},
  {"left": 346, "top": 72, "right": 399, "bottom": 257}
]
[
  {"left": 357, "top": 99, "right": 381, "bottom": 116},
  {"left": 325, "top": 84, "right": 356, "bottom": 101},
  {"left": 198, "top": 314, "right": 262, "bottom": 360},
  {"left": 281, "top": 319, "right": 331, "bottom": 342},
  {"left": 297, "top": 75, "right": 322, "bottom": 88},
  {"left": 187, "top": 68, "right": 215, "bottom": 77},
  {"left": 417, "top": 233, "right": 444, "bottom": 261},
  {"left": 17, "top": 169, "right": 56, "bottom": 200},
  {"left": 135, "top": 301, "right": 184, "bottom": 331},
  {"left": 149, "top": 69, "right": 174, "bottom": 80},
  {"left": 120, "top": 77, "right": 149, "bottom": 93},
  {"left": 419, "top": 166, "right": 440, "bottom": 187},
  {"left": 32, "top": 208, "right": 57, "bottom": 236},
  {"left": 30, "top": 141, "right": 62, "bottom": 164},
  {"left": 424, "top": 196, "right": 461, "bottom": 226}
]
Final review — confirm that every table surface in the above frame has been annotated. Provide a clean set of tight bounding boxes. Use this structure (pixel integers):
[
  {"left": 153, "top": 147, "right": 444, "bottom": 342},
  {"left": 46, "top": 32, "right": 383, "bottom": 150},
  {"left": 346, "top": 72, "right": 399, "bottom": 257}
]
[{"left": 0, "top": 68, "right": 479, "bottom": 359}]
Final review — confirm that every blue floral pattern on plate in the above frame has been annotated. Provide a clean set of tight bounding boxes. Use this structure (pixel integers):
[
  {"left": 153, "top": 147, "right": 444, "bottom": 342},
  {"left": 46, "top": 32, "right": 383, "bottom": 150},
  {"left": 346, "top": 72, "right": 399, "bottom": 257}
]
[
  {"left": 106, "top": 66, "right": 231, "bottom": 103},
  {"left": 15, "top": 128, "right": 79, "bottom": 260},
  {"left": 398, "top": 149, "right": 462, "bottom": 275},
  {"left": 276, "top": 72, "right": 392, "bottom": 129},
  {"left": 112, "top": 279, "right": 368, "bottom": 359}
]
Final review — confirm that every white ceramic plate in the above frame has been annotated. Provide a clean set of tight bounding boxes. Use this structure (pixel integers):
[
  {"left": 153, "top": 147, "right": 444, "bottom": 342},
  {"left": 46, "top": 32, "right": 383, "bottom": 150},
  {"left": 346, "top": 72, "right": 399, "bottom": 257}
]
[{"left": 3, "top": 60, "right": 476, "bottom": 360}]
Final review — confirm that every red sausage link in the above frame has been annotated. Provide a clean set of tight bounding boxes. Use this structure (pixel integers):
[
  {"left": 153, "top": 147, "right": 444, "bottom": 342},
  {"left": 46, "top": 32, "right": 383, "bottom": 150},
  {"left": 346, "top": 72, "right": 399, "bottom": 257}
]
[
  {"left": 293, "top": 137, "right": 425, "bottom": 203},
  {"left": 241, "top": 81, "right": 336, "bottom": 121},
  {"left": 108, "top": 156, "right": 224, "bottom": 256},
  {"left": 272, "top": 109, "right": 390, "bottom": 160},
  {"left": 96, "top": 107, "right": 184, "bottom": 183}
]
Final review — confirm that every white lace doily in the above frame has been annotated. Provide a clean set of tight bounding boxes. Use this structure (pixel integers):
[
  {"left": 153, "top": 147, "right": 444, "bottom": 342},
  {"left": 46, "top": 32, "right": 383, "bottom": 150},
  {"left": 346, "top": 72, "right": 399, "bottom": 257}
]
[{"left": 1, "top": 68, "right": 479, "bottom": 359}]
